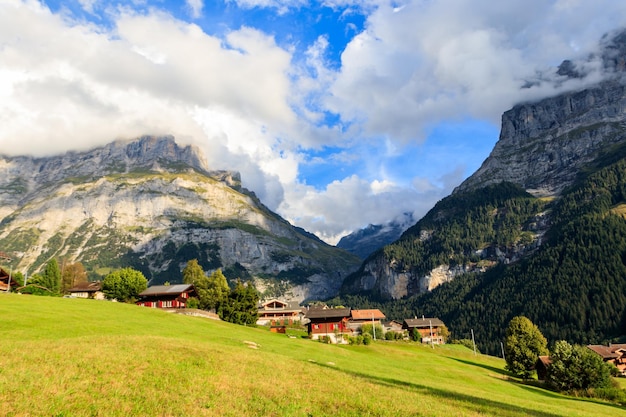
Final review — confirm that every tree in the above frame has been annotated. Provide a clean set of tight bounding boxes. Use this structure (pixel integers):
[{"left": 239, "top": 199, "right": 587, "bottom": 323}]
[
  {"left": 183, "top": 259, "right": 204, "bottom": 285},
  {"left": 205, "top": 269, "right": 230, "bottom": 314},
  {"left": 182, "top": 261, "right": 230, "bottom": 312},
  {"left": 61, "top": 260, "right": 87, "bottom": 293},
  {"left": 221, "top": 280, "right": 259, "bottom": 325},
  {"left": 439, "top": 324, "right": 450, "bottom": 342},
  {"left": 361, "top": 323, "right": 384, "bottom": 340},
  {"left": 29, "top": 259, "right": 61, "bottom": 295},
  {"left": 546, "top": 340, "right": 614, "bottom": 392},
  {"left": 102, "top": 267, "right": 147, "bottom": 302},
  {"left": 504, "top": 316, "right": 548, "bottom": 378}
]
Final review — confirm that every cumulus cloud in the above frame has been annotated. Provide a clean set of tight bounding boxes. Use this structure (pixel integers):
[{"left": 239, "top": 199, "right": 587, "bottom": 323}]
[
  {"left": 2, "top": 0, "right": 626, "bottom": 245},
  {"left": 326, "top": 0, "right": 626, "bottom": 143}
]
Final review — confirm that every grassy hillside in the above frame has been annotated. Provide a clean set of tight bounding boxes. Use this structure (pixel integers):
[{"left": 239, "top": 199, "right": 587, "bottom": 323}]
[{"left": 1, "top": 294, "right": 624, "bottom": 416}]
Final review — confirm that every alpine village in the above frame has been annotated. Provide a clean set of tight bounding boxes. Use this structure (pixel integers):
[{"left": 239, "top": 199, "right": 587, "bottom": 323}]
[{"left": 7, "top": 25, "right": 626, "bottom": 417}]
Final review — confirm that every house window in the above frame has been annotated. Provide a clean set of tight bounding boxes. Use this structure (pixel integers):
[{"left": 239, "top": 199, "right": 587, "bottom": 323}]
[{"left": 313, "top": 324, "right": 319, "bottom": 330}]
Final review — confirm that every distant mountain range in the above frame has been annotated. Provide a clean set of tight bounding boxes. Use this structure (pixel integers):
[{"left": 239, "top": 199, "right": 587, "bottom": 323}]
[
  {"left": 0, "top": 136, "right": 360, "bottom": 302},
  {"left": 336, "top": 212, "right": 416, "bottom": 260},
  {"left": 335, "top": 28, "right": 626, "bottom": 354}
]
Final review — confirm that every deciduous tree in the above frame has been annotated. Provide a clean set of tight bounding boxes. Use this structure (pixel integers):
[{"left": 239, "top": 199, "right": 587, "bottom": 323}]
[
  {"left": 504, "top": 316, "right": 548, "bottom": 378},
  {"left": 102, "top": 267, "right": 147, "bottom": 303},
  {"left": 546, "top": 340, "right": 614, "bottom": 392},
  {"left": 61, "top": 260, "right": 87, "bottom": 293},
  {"left": 182, "top": 261, "right": 230, "bottom": 312}
]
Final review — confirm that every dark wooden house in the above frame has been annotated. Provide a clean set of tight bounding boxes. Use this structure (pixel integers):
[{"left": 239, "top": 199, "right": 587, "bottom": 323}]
[
  {"left": 305, "top": 307, "right": 351, "bottom": 343},
  {"left": 67, "top": 281, "right": 104, "bottom": 300},
  {"left": 402, "top": 317, "right": 446, "bottom": 344},
  {"left": 136, "top": 284, "right": 196, "bottom": 308},
  {"left": 535, "top": 356, "right": 552, "bottom": 380},
  {"left": 0, "top": 267, "right": 18, "bottom": 292}
]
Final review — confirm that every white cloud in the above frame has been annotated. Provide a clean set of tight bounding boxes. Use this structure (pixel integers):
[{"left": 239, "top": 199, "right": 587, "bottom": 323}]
[
  {"left": 279, "top": 174, "right": 450, "bottom": 244},
  {"left": 2, "top": 0, "right": 626, "bottom": 245},
  {"left": 186, "top": 0, "right": 204, "bottom": 18},
  {"left": 226, "top": 0, "right": 308, "bottom": 14},
  {"left": 326, "top": 0, "right": 626, "bottom": 143}
]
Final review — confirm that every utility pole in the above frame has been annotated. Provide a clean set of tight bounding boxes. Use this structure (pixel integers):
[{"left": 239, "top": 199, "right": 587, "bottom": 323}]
[
  {"left": 429, "top": 319, "right": 434, "bottom": 348},
  {"left": 471, "top": 329, "right": 477, "bottom": 356},
  {"left": 372, "top": 312, "right": 376, "bottom": 340}
]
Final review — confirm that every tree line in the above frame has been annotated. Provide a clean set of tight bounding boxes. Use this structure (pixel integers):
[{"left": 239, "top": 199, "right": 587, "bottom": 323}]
[{"left": 7, "top": 257, "right": 259, "bottom": 327}]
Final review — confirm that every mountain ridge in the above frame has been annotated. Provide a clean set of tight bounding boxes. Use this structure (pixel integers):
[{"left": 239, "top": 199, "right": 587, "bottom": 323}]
[{"left": 0, "top": 136, "right": 360, "bottom": 302}]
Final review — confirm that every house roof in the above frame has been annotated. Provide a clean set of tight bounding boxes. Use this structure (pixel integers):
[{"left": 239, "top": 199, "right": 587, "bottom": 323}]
[
  {"left": 351, "top": 309, "right": 386, "bottom": 320},
  {"left": 305, "top": 307, "right": 351, "bottom": 320},
  {"left": 258, "top": 299, "right": 302, "bottom": 311},
  {"left": 67, "top": 281, "right": 102, "bottom": 292},
  {"left": 138, "top": 284, "right": 194, "bottom": 297},
  {"left": 403, "top": 318, "right": 445, "bottom": 328},
  {"left": 536, "top": 355, "right": 552, "bottom": 367},
  {"left": 587, "top": 344, "right": 626, "bottom": 359}
]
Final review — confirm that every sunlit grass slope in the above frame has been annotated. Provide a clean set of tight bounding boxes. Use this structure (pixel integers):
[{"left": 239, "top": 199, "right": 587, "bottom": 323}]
[{"left": 1, "top": 293, "right": 624, "bottom": 416}]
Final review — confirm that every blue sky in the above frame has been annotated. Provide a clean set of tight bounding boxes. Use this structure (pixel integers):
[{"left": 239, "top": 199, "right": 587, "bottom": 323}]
[{"left": 2, "top": 1, "right": 626, "bottom": 243}]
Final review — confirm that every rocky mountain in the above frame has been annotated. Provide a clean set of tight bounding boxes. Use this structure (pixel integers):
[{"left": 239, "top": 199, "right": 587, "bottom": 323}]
[
  {"left": 343, "top": 28, "right": 626, "bottom": 300},
  {"left": 0, "top": 136, "right": 360, "bottom": 302},
  {"left": 333, "top": 29, "right": 626, "bottom": 355},
  {"left": 336, "top": 212, "right": 415, "bottom": 260}
]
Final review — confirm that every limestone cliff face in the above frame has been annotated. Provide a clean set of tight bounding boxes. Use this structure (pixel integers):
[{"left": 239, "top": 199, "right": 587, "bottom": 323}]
[
  {"left": 0, "top": 136, "right": 360, "bottom": 302},
  {"left": 455, "top": 80, "right": 626, "bottom": 196}
]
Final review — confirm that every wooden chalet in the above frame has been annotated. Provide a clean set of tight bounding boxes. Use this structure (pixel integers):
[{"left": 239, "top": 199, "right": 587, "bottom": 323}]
[
  {"left": 383, "top": 320, "right": 405, "bottom": 335},
  {"left": 402, "top": 317, "right": 446, "bottom": 344},
  {"left": 587, "top": 344, "right": 626, "bottom": 375},
  {"left": 348, "top": 309, "right": 386, "bottom": 334},
  {"left": 0, "top": 267, "right": 18, "bottom": 292},
  {"left": 136, "top": 284, "right": 196, "bottom": 308},
  {"left": 534, "top": 355, "right": 552, "bottom": 380},
  {"left": 67, "top": 281, "right": 104, "bottom": 300},
  {"left": 257, "top": 298, "right": 304, "bottom": 325},
  {"left": 305, "top": 307, "right": 351, "bottom": 343}
]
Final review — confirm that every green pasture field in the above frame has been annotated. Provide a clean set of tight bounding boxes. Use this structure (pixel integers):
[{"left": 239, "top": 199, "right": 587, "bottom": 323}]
[{"left": 1, "top": 293, "right": 624, "bottom": 416}]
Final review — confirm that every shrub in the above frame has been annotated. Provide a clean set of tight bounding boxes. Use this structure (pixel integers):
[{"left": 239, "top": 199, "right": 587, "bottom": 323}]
[
  {"left": 411, "top": 328, "right": 421, "bottom": 342},
  {"left": 362, "top": 333, "right": 373, "bottom": 345},
  {"left": 361, "top": 323, "right": 384, "bottom": 339},
  {"left": 186, "top": 297, "right": 199, "bottom": 309}
]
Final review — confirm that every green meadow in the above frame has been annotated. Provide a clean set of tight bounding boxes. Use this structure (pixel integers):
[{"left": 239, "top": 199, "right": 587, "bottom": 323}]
[{"left": 1, "top": 293, "right": 625, "bottom": 417}]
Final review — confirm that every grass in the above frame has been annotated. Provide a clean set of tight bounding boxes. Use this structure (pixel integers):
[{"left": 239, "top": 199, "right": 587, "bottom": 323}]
[{"left": 1, "top": 294, "right": 625, "bottom": 416}]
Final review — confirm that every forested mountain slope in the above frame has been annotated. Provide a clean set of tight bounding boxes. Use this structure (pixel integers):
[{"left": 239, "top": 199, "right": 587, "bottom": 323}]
[
  {"left": 384, "top": 149, "right": 626, "bottom": 354},
  {"left": 333, "top": 29, "right": 626, "bottom": 354}
]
